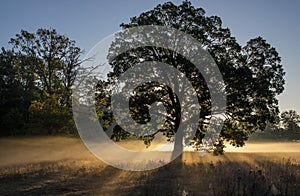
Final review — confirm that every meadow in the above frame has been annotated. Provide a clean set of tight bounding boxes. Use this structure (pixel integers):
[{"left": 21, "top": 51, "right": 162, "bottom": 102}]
[{"left": 0, "top": 137, "right": 299, "bottom": 195}]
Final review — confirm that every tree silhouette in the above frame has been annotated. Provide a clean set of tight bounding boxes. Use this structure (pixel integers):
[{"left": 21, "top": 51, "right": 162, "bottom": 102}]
[
  {"left": 249, "top": 110, "right": 300, "bottom": 141},
  {"left": 281, "top": 110, "right": 300, "bottom": 131},
  {"left": 9, "top": 28, "right": 81, "bottom": 108},
  {"left": 96, "top": 1, "right": 285, "bottom": 153},
  {"left": 0, "top": 28, "right": 81, "bottom": 135},
  {"left": 0, "top": 48, "right": 37, "bottom": 133}
]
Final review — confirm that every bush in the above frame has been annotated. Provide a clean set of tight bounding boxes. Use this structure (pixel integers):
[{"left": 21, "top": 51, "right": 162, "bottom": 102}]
[{"left": 28, "top": 93, "right": 77, "bottom": 136}]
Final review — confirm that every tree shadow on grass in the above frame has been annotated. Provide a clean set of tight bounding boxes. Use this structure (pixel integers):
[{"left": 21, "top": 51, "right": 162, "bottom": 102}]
[
  {"left": 251, "top": 153, "right": 300, "bottom": 195},
  {"left": 0, "top": 159, "right": 122, "bottom": 196},
  {"left": 126, "top": 153, "right": 300, "bottom": 196},
  {"left": 1, "top": 154, "right": 299, "bottom": 195}
]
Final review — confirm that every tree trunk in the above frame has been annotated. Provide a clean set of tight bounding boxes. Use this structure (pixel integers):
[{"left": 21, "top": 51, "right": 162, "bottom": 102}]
[{"left": 171, "top": 128, "right": 184, "bottom": 167}]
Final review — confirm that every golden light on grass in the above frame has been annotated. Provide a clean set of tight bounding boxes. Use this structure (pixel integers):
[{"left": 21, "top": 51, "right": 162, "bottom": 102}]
[{"left": 0, "top": 137, "right": 299, "bottom": 195}]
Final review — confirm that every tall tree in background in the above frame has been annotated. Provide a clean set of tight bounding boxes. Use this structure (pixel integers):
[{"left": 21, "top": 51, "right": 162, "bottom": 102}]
[
  {"left": 280, "top": 110, "right": 300, "bottom": 131},
  {"left": 9, "top": 28, "right": 81, "bottom": 107},
  {"left": 96, "top": 1, "right": 285, "bottom": 154},
  {"left": 280, "top": 110, "right": 300, "bottom": 140},
  {"left": 249, "top": 110, "right": 300, "bottom": 141},
  {"left": 0, "top": 48, "right": 38, "bottom": 134},
  {"left": 0, "top": 28, "right": 81, "bottom": 135}
]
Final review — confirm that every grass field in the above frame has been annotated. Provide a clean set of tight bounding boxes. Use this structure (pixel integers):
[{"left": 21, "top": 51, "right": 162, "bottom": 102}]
[{"left": 0, "top": 136, "right": 299, "bottom": 195}]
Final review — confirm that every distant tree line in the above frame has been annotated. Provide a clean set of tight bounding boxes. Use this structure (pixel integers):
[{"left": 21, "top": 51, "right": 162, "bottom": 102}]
[
  {"left": 250, "top": 110, "right": 300, "bottom": 141},
  {"left": 0, "top": 28, "right": 81, "bottom": 136}
]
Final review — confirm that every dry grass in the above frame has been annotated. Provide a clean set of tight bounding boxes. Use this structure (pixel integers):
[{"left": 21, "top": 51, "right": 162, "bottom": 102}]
[{"left": 0, "top": 137, "right": 299, "bottom": 195}]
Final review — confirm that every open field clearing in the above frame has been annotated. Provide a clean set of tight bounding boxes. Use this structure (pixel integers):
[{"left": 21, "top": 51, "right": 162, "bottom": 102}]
[{"left": 0, "top": 136, "right": 299, "bottom": 195}]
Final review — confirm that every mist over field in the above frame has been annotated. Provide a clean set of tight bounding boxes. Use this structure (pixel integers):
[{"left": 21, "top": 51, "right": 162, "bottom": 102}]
[
  {"left": 226, "top": 142, "right": 300, "bottom": 153},
  {"left": 0, "top": 136, "right": 299, "bottom": 168},
  {"left": 0, "top": 136, "right": 299, "bottom": 195},
  {"left": 1, "top": 0, "right": 300, "bottom": 194}
]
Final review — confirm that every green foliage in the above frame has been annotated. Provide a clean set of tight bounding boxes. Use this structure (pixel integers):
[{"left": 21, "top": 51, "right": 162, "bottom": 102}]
[
  {"left": 281, "top": 110, "right": 300, "bottom": 131},
  {"left": 212, "top": 138, "right": 225, "bottom": 155},
  {"left": 96, "top": 1, "right": 285, "bottom": 153},
  {"left": 9, "top": 28, "right": 81, "bottom": 108},
  {"left": 250, "top": 110, "right": 300, "bottom": 141},
  {"left": 28, "top": 93, "right": 77, "bottom": 135},
  {"left": 0, "top": 48, "right": 38, "bottom": 135},
  {"left": 0, "top": 28, "right": 81, "bottom": 136}
]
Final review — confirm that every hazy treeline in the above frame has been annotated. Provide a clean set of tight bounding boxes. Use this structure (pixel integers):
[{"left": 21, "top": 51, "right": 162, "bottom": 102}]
[{"left": 250, "top": 110, "right": 300, "bottom": 141}]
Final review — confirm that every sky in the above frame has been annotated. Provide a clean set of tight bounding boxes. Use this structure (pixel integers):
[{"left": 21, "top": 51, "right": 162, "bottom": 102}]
[{"left": 0, "top": 0, "right": 299, "bottom": 114}]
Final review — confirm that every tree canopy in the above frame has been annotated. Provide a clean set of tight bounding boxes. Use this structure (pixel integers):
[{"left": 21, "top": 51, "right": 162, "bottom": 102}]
[
  {"left": 0, "top": 28, "right": 81, "bottom": 135},
  {"left": 96, "top": 1, "right": 285, "bottom": 153}
]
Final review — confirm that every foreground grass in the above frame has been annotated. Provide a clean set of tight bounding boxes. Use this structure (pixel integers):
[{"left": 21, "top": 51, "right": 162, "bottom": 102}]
[
  {"left": 0, "top": 137, "right": 299, "bottom": 195},
  {"left": 0, "top": 153, "right": 299, "bottom": 195}
]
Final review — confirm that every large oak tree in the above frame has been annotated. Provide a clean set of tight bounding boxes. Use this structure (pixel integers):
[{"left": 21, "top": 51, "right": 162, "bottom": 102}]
[{"left": 96, "top": 1, "right": 285, "bottom": 154}]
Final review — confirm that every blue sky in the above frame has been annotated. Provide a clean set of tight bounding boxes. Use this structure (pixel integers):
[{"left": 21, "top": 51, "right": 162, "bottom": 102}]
[{"left": 1, "top": 0, "right": 299, "bottom": 114}]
